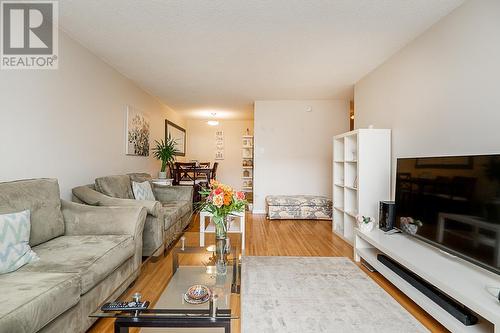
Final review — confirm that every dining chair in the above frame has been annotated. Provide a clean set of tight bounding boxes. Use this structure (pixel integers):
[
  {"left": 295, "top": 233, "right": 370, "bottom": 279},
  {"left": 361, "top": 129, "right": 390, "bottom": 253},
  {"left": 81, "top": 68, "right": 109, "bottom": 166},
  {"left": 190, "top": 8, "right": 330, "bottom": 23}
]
[
  {"left": 174, "top": 162, "right": 196, "bottom": 186},
  {"left": 211, "top": 162, "right": 219, "bottom": 181},
  {"left": 196, "top": 162, "right": 212, "bottom": 183}
]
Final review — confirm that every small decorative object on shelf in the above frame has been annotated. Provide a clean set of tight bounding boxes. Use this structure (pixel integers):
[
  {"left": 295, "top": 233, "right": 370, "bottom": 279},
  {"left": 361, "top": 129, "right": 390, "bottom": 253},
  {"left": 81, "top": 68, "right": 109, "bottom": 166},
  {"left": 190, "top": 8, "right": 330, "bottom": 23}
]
[
  {"left": 351, "top": 150, "right": 357, "bottom": 161},
  {"left": 199, "top": 180, "right": 247, "bottom": 239},
  {"left": 356, "top": 215, "right": 375, "bottom": 233},
  {"left": 399, "top": 217, "right": 423, "bottom": 235}
]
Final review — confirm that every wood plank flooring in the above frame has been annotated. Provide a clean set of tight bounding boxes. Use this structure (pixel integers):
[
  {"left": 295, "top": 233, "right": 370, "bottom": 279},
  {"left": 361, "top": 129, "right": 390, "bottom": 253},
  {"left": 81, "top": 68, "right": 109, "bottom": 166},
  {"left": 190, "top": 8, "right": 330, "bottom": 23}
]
[{"left": 88, "top": 213, "right": 448, "bottom": 333}]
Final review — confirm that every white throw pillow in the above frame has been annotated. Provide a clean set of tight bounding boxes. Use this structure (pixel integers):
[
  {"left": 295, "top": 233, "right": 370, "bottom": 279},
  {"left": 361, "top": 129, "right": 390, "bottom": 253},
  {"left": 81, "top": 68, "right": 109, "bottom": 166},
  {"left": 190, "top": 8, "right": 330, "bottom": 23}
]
[
  {"left": 0, "top": 210, "right": 39, "bottom": 274},
  {"left": 132, "top": 181, "right": 156, "bottom": 201}
]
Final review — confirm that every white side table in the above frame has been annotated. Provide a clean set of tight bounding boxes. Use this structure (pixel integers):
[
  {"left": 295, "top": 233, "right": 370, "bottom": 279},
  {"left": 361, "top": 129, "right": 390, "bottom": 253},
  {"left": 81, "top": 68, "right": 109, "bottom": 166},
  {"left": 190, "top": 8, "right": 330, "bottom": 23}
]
[{"left": 199, "top": 210, "right": 245, "bottom": 250}]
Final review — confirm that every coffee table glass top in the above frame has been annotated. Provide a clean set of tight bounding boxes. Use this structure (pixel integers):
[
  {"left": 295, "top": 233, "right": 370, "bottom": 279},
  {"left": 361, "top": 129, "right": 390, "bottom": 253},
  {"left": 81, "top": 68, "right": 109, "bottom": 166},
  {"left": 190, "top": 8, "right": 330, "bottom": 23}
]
[{"left": 91, "top": 231, "right": 241, "bottom": 320}]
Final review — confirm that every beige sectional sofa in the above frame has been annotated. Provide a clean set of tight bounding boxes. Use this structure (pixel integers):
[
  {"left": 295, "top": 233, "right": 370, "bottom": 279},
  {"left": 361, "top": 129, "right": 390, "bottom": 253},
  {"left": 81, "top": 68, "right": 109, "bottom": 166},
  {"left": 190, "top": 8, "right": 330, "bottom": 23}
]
[
  {"left": 0, "top": 179, "right": 147, "bottom": 333},
  {"left": 72, "top": 173, "right": 193, "bottom": 258}
]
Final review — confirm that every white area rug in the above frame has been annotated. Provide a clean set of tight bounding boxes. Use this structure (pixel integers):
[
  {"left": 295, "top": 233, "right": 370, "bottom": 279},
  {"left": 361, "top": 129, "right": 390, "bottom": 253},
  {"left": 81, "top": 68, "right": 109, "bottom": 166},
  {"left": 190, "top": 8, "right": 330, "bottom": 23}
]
[{"left": 242, "top": 256, "right": 428, "bottom": 333}]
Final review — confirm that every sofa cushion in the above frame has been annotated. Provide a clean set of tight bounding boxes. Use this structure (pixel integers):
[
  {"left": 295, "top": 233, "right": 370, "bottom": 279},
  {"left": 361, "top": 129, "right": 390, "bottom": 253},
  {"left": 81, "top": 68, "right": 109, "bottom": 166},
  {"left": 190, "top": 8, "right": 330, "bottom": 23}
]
[
  {"left": 179, "top": 201, "right": 192, "bottom": 216},
  {"left": 21, "top": 235, "right": 134, "bottom": 294},
  {"left": 0, "top": 210, "right": 39, "bottom": 274},
  {"left": 161, "top": 201, "right": 190, "bottom": 230},
  {"left": 0, "top": 271, "right": 80, "bottom": 333},
  {"left": 128, "top": 173, "right": 152, "bottom": 183},
  {"left": 162, "top": 204, "right": 180, "bottom": 230},
  {"left": 0, "top": 179, "right": 65, "bottom": 246},
  {"left": 72, "top": 185, "right": 101, "bottom": 206},
  {"left": 266, "top": 195, "right": 332, "bottom": 207},
  {"left": 95, "top": 175, "right": 134, "bottom": 199}
]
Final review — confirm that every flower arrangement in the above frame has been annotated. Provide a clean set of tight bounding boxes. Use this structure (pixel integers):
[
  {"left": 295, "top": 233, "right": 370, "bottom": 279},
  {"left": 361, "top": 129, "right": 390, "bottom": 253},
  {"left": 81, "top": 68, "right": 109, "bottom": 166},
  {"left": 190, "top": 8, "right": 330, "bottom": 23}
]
[
  {"left": 199, "top": 180, "right": 247, "bottom": 239},
  {"left": 356, "top": 215, "right": 375, "bottom": 232}
]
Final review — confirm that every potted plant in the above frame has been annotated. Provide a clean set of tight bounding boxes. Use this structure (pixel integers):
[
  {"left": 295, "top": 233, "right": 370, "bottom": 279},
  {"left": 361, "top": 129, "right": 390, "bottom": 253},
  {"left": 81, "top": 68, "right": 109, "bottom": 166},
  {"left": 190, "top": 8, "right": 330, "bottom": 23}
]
[
  {"left": 356, "top": 215, "right": 375, "bottom": 233},
  {"left": 199, "top": 181, "right": 247, "bottom": 240},
  {"left": 152, "top": 137, "right": 178, "bottom": 179}
]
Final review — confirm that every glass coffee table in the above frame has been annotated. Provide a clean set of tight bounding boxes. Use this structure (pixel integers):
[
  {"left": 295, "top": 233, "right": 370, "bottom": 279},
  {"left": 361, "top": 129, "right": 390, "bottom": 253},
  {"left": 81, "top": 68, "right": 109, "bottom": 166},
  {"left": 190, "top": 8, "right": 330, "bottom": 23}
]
[{"left": 91, "top": 231, "right": 242, "bottom": 333}]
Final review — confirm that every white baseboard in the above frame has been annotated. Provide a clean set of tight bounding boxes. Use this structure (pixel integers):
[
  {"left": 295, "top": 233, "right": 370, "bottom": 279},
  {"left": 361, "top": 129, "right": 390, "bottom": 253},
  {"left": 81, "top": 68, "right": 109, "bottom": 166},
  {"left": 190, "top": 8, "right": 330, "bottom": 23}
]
[{"left": 251, "top": 209, "right": 266, "bottom": 214}]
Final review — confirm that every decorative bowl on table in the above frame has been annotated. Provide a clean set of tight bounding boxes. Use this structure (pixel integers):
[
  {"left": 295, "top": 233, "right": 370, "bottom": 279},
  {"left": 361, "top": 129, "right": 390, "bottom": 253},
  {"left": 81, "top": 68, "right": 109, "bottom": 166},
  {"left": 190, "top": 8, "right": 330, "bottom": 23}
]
[{"left": 184, "top": 285, "right": 212, "bottom": 304}]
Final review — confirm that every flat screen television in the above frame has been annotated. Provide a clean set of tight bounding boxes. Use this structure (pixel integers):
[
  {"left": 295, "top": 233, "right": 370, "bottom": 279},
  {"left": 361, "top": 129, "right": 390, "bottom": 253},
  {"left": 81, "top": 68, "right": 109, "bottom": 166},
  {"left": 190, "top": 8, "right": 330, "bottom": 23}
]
[{"left": 395, "top": 154, "right": 500, "bottom": 274}]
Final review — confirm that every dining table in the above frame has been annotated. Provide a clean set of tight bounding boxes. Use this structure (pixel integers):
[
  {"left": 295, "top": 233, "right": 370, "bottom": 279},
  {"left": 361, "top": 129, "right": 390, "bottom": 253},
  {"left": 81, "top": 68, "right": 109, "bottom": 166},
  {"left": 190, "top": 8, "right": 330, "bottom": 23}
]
[{"left": 173, "top": 165, "right": 212, "bottom": 186}]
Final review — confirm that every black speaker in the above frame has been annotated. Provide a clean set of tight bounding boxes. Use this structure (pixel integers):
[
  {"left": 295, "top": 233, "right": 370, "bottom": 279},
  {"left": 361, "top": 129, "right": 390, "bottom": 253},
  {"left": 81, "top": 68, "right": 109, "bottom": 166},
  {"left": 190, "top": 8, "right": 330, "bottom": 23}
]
[{"left": 379, "top": 201, "right": 395, "bottom": 231}]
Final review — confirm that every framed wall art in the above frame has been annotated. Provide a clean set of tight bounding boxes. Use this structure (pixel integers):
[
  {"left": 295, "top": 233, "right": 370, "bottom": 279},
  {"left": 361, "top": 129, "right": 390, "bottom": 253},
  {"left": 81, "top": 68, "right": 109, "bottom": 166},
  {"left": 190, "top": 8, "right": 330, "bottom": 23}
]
[
  {"left": 126, "top": 106, "right": 150, "bottom": 156},
  {"left": 165, "top": 120, "right": 186, "bottom": 156}
]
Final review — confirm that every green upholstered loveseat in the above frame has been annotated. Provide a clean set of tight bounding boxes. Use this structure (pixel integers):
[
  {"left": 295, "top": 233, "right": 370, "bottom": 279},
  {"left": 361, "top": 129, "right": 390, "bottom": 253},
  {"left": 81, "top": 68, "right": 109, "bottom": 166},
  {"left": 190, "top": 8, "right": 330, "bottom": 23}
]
[
  {"left": 0, "top": 178, "right": 147, "bottom": 333},
  {"left": 72, "top": 173, "right": 193, "bottom": 258}
]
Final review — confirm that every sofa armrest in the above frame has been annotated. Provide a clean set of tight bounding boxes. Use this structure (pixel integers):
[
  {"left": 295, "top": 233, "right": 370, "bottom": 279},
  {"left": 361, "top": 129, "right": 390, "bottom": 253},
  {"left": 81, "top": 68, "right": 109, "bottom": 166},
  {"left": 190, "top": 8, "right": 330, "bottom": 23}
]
[
  {"left": 72, "top": 185, "right": 161, "bottom": 217},
  {"left": 61, "top": 200, "right": 147, "bottom": 240},
  {"left": 153, "top": 185, "right": 193, "bottom": 203}
]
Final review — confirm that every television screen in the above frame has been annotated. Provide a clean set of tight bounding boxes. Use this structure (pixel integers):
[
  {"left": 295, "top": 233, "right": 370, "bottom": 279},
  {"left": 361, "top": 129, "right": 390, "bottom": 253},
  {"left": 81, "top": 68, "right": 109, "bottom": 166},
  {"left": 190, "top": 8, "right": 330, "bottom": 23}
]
[{"left": 395, "top": 154, "right": 500, "bottom": 274}]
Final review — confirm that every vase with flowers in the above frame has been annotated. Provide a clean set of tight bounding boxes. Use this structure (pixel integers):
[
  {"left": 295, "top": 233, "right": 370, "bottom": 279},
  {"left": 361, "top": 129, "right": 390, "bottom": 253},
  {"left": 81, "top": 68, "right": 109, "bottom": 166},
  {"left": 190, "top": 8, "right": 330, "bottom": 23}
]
[
  {"left": 199, "top": 180, "right": 247, "bottom": 240},
  {"left": 356, "top": 215, "right": 375, "bottom": 233}
]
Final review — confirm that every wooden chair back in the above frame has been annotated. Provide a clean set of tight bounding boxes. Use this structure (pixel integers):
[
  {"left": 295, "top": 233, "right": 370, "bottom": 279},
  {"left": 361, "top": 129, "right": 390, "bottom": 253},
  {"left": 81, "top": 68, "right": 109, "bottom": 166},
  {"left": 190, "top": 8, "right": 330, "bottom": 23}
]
[
  {"left": 174, "top": 162, "right": 196, "bottom": 185},
  {"left": 211, "top": 162, "right": 219, "bottom": 180},
  {"left": 199, "top": 162, "right": 211, "bottom": 168}
]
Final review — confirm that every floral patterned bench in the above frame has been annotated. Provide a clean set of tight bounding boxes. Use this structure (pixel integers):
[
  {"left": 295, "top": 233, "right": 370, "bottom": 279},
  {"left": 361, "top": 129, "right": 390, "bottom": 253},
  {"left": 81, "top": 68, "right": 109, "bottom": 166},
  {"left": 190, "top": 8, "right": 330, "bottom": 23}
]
[{"left": 266, "top": 195, "right": 332, "bottom": 220}]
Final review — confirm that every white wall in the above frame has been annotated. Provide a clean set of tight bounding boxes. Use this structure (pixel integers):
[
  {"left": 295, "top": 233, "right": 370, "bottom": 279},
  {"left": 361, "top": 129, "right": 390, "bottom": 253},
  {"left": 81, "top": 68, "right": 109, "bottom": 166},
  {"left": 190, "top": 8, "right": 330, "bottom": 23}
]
[
  {"left": 185, "top": 119, "right": 253, "bottom": 189},
  {"left": 355, "top": 0, "right": 500, "bottom": 196},
  {"left": 0, "top": 31, "right": 185, "bottom": 199},
  {"left": 253, "top": 100, "right": 349, "bottom": 212}
]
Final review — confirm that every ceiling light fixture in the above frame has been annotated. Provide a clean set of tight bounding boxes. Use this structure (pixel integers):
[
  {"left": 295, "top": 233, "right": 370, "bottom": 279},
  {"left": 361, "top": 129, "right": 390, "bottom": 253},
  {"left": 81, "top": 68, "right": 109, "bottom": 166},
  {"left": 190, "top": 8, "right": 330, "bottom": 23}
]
[{"left": 207, "top": 112, "right": 219, "bottom": 126}]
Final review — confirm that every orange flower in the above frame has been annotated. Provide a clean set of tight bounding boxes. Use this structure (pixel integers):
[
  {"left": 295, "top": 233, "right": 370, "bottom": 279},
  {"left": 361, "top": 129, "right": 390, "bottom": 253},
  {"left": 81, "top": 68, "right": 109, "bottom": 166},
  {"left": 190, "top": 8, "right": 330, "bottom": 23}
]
[{"left": 223, "top": 194, "right": 232, "bottom": 206}]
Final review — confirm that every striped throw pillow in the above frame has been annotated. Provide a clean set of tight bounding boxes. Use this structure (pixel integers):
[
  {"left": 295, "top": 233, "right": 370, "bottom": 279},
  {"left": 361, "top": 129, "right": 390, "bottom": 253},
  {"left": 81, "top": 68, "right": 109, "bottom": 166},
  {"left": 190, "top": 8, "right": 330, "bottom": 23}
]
[
  {"left": 132, "top": 181, "right": 156, "bottom": 201},
  {"left": 0, "top": 210, "right": 39, "bottom": 274}
]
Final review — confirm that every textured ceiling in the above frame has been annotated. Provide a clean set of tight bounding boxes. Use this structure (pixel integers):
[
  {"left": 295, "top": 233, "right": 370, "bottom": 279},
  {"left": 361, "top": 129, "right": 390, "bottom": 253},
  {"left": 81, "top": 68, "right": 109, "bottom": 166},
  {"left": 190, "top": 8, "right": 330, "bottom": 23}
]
[{"left": 59, "top": 0, "right": 464, "bottom": 119}]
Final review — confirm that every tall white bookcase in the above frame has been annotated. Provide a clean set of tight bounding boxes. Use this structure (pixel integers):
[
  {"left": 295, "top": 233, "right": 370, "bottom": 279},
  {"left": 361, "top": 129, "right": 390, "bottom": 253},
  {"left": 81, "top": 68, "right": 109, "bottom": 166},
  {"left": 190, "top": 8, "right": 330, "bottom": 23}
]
[{"left": 332, "top": 129, "right": 391, "bottom": 244}]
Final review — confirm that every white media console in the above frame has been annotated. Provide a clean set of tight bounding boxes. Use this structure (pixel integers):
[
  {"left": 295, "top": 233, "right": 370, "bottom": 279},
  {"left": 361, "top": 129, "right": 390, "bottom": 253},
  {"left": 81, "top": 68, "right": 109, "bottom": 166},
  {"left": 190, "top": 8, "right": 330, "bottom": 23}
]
[{"left": 354, "top": 228, "right": 500, "bottom": 333}]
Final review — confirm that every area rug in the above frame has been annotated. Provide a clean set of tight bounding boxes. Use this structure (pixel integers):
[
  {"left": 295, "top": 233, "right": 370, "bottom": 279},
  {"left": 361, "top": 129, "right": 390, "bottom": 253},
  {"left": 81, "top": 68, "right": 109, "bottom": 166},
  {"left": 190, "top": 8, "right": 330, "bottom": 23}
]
[{"left": 242, "top": 256, "right": 428, "bottom": 333}]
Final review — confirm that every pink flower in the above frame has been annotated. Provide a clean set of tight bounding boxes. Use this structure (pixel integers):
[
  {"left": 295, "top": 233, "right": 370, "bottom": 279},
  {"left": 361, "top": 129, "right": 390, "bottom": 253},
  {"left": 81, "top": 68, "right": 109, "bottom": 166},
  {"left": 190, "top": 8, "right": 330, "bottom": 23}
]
[{"left": 235, "top": 191, "right": 245, "bottom": 200}]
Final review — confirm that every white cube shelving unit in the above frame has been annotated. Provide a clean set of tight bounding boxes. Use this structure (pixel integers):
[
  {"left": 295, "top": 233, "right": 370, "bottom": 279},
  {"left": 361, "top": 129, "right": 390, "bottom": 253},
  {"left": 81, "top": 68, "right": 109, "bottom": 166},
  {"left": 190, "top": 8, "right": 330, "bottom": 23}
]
[
  {"left": 242, "top": 135, "right": 254, "bottom": 209},
  {"left": 332, "top": 129, "right": 391, "bottom": 244}
]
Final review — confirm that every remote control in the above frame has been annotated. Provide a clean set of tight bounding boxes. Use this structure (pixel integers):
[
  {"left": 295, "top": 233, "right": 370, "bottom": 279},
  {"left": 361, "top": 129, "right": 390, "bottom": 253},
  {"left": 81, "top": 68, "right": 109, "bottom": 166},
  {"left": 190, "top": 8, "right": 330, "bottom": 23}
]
[{"left": 101, "top": 300, "right": 150, "bottom": 312}]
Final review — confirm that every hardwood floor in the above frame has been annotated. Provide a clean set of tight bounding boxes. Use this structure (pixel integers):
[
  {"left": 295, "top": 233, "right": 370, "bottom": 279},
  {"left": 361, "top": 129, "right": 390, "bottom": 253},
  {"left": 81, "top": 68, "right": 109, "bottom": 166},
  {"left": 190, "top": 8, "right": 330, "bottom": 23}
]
[{"left": 88, "top": 213, "right": 448, "bottom": 333}]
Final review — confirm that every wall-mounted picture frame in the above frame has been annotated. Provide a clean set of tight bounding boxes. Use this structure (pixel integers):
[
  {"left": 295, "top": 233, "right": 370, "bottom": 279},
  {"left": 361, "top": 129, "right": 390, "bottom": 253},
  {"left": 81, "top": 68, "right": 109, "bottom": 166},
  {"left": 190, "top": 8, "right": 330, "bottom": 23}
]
[
  {"left": 126, "top": 106, "right": 150, "bottom": 156},
  {"left": 165, "top": 120, "right": 186, "bottom": 156}
]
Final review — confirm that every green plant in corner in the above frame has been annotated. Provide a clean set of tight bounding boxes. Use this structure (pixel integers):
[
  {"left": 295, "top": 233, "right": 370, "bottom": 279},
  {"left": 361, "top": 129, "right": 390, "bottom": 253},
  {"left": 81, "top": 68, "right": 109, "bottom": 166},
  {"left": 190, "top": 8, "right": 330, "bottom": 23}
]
[{"left": 152, "top": 136, "right": 178, "bottom": 178}]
